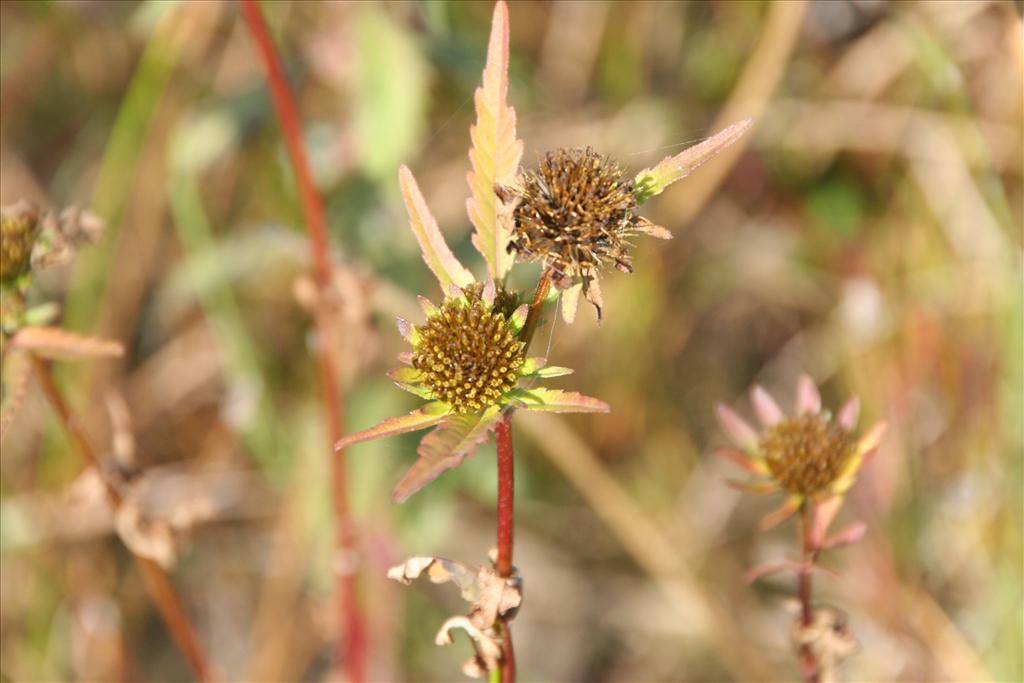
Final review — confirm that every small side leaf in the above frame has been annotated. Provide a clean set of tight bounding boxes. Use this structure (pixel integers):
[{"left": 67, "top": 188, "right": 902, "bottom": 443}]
[
  {"left": 399, "top": 165, "right": 474, "bottom": 292},
  {"left": 335, "top": 405, "right": 449, "bottom": 452},
  {"left": 9, "top": 326, "right": 124, "bottom": 360},
  {"left": 392, "top": 406, "right": 502, "bottom": 502},
  {"left": 514, "top": 388, "right": 610, "bottom": 414},
  {"left": 633, "top": 118, "right": 753, "bottom": 203},
  {"left": 466, "top": 0, "right": 523, "bottom": 279}
]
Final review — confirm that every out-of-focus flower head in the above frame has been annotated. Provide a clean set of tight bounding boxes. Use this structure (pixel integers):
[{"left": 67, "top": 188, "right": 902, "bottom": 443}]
[{"left": 715, "top": 375, "right": 887, "bottom": 530}]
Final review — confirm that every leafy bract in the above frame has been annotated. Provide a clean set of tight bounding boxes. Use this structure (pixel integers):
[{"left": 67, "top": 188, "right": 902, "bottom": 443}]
[
  {"left": 633, "top": 118, "right": 753, "bottom": 203},
  {"left": 511, "top": 388, "right": 610, "bottom": 414},
  {"left": 335, "top": 403, "right": 448, "bottom": 452},
  {"left": 466, "top": 0, "right": 523, "bottom": 280},
  {"left": 399, "top": 166, "right": 475, "bottom": 293},
  {"left": 392, "top": 406, "right": 501, "bottom": 503}
]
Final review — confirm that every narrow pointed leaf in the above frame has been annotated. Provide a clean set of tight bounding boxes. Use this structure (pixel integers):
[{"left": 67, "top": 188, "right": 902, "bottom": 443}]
[
  {"left": 515, "top": 388, "right": 610, "bottom": 414},
  {"left": 466, "top": 0, "right": 523, "bottom": 279},
  {"left": 725, "top": 478, "right": 780, "bottom": 494},
  {"left": 392, "top": 406, "right": 501, "bottom": 502},
  {"left": 715, "top": 447, "right": 769, "bottom": 475},
  {"left": 335, "top": 405, "right": 448, "bottom": 452},
  {"left": 715, "top": 403, "right": 760, "bottom": 453},
  {"left": 759, "top": 495, "right": 803, "bottom": 530},
  {"left": 535, "top": 366, "right": 573, "bottom": 378},
  {"left": 10, "top": 326, "right": 124, "bottom": 360},
  {"left": 822, "top": 522, "right": 868, "bottom": 549},
  {"left": 399, "top": 165, "right": 474, "bottom": 292},
  {"left": 809, "top": 495, "right": 844, "bottom": 549},
  {"left": 633, "top": 118, "right": 753, "bottom": 203}
]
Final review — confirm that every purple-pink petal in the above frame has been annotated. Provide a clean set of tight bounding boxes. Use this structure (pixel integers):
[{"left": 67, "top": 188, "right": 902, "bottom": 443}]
[
  {"left": 838, "top": 396, "right": 861, "bottom": 432},
  {"left": 795, "top": 374, "right": 822, "bottom": 415},
  {"left": 715, "top": 403, "right": 759, "bottom": 452},
  {"left": 751, "top": 385, "right": 783, "bottom": 427}
]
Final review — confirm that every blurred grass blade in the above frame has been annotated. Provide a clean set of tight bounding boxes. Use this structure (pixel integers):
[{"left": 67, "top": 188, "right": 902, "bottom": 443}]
[{"left": 467, "top": 0, "right": 524, "bottom": 280}]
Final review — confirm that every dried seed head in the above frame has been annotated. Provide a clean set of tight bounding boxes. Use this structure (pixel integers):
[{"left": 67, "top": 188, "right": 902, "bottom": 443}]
[
  {"left": 412, "top": 284, "right": 525, "bottom": 414},
  {"left": 508, "top": 147, "right": 640, "bottom": 286},
  {"left": 760, "top": 414, "right": 855, "bottom": 496},
  {"left": 1, "top": 201, "right": 41, "bottom": 284}
]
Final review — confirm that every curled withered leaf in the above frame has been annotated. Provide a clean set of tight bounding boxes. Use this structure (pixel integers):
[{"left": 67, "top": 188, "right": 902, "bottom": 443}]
[
  {"left": 435, "top": 616, "right": 503, "bottom": 679},
  {"left": 790, "top": 606, "right": 859, "bottom": 683},
  {"left": 388, "top": 553, "right": 523, "bottom": 677},
  {"left": 9, "top": 326, "right": 123, "bottom": 361},
  {"left": 386, "top": 556, "right": 478, "bottom": 599},
  {"left": 115, "top": 503, "right": 177, "bottom": 569}
]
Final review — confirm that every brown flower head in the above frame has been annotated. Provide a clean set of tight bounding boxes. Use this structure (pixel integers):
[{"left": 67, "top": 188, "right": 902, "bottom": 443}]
[
  {"left": 715, "top": 375, "right": 887, "bottom": 530},
  {"left": 1, "top": 201, "right": 41, "bottom": 284},
  {"left": 504, "top": 147, "right": 670, "bottom": 321}
]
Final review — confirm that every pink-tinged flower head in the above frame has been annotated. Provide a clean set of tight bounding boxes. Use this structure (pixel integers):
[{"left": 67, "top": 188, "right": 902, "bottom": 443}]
[{"left": 716, "top": 375, "right": 887, "bottom": 530}]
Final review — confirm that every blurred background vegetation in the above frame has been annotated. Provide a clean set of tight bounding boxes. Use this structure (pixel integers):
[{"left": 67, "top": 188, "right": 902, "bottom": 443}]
[{"left": 1, "top": 1, "right": 1021, "bottom": 681}]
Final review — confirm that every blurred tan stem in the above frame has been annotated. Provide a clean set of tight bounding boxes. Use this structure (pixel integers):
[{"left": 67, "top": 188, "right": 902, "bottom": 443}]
[{"left": 30, "top": 356, "right": 215, "bottom": 683}]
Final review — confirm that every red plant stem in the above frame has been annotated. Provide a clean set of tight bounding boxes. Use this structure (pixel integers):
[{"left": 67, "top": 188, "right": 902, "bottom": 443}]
[
  {"left": 238, "top": 1, "right": 365, "bottom": 680},
  {"left": 494, "top": 416, "right": 516, "bottom": 683},
  {"left": 797, "top": 503, "right": 820, "bottom": 683},
  {"left": 31, "top": 357, "right": 215, "bottom": 683},
  {"left": 495, "top": 416, "right": 515, "bottom": 577}
]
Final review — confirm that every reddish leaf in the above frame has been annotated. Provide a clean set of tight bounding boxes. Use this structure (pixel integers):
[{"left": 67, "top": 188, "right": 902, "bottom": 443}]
[
  {"left": 515, "top": 388, "right": 610, "bottom": 414},
  {"left": 399, "top": 165, "right": 474, "bottom": 292},
  {"left": 335, "top": 404, "right": 448, "bottom": 452},
  {"left": 466, "top": 0, "right": 523, "bottom": 279},
  {"left": 392, "top": 407, "right": 501, "bottom": 502}
]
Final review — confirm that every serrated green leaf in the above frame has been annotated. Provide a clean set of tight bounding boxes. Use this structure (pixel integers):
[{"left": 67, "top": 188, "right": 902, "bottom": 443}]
[{"left": 467, "top": 1, "right": 523, "bottom": 279}]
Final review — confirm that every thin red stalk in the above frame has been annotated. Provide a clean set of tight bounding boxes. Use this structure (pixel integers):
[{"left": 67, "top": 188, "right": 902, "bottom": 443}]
[
  {"left": 238, "top": 2, "right": 365, "bottom": 680},
  {"left": 797, "top": 503, "right": 820, "bottom": 683},
  {"left": 494, "top": 416, "right": 516, "bottom": 683},
  {"left": 491, "top": 272, "right": 555, "bottom": 682},
  {"left": 31, "top": 357, "right": 215, "bottom": 683}
]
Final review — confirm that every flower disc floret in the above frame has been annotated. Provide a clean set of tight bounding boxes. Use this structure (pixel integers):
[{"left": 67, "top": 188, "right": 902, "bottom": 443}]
[
  {"left": 760, "top": 414, "right": 855, "bottom": 496},
  {"left": 412, "top": 290, "right": 526, "bottom": 415}
]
